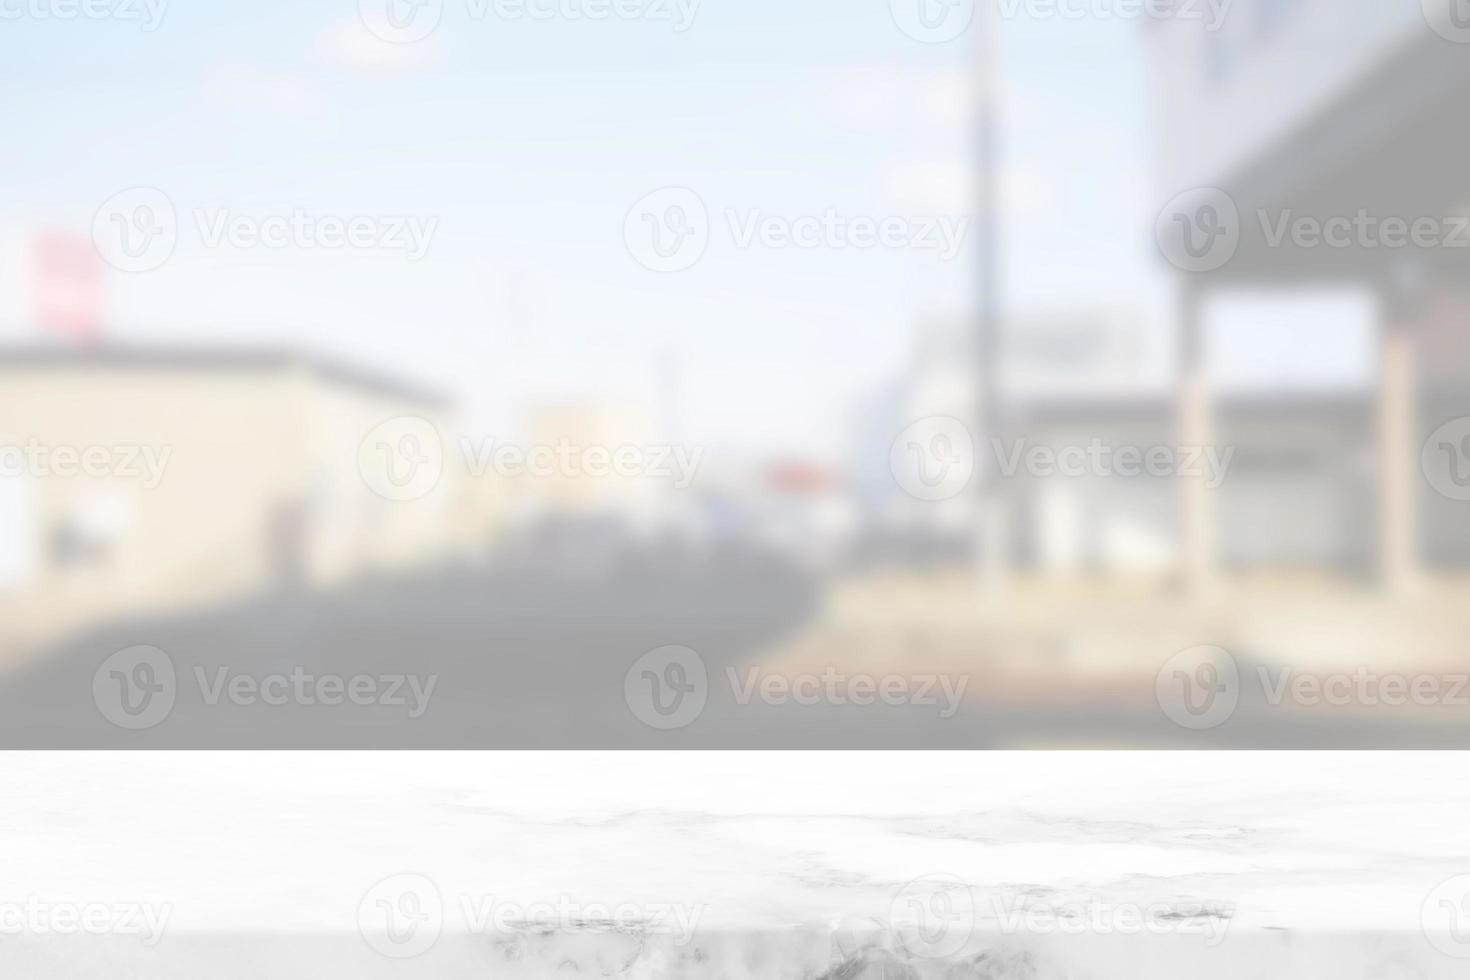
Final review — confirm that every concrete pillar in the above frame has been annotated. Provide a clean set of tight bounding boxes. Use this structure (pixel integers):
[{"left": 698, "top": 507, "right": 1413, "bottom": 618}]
[
  {"left": 978, "top": 492, "right": 1010, "bottom": 593},
  {"left": 1178, "top": 285, "right": 1217, "bottom": 595},
  {"left": 1378, "top": 318, "right": 1420, "bottom": 591},
  {"left": 977, "top": 381, "right": 1011, "bottom": 593}
]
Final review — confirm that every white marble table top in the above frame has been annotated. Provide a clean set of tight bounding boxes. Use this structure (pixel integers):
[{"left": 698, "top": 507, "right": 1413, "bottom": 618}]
[{"left": 1, "top": 752, "right": 1466, "bottom": 977}]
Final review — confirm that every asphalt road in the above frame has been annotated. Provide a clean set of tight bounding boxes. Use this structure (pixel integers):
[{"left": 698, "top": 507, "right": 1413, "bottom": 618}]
[{"left": 2, "top": 546, "right": 1467, "bottom": 747}]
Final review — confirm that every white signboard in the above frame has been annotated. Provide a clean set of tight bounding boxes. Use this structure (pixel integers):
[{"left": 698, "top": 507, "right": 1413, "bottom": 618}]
[{"left": 0, "top": 473, "right": 38, "bottom": 590}]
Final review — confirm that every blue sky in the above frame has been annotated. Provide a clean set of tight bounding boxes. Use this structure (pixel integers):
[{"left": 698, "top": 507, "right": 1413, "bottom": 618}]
[{"left": 4, "top": 1, "right": 1309, "bottom": 453}]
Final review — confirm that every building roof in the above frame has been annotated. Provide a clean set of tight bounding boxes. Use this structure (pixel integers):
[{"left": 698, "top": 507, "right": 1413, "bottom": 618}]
[
  {"left": 1009, "top": 389, "right": 1375, "bottom": 426},
  {"left": 0, "top": 342, "right": 451, "bottom": 409}
]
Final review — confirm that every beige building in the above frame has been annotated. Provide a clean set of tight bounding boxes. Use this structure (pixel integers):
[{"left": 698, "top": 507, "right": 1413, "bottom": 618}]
[
  {"left": 0, "top": 345, "right": 492, "bottom": 659},
  {"left": 519, "top": 400, "right": 677, "bottom": 522}
]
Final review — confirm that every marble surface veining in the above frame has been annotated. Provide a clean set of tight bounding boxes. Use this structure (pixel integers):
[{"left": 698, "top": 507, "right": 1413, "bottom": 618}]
[{"left": 0, "top": 752, "right": 1466, "bottom": 977}]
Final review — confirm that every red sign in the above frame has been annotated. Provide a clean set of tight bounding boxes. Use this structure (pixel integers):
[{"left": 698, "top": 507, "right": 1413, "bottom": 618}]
[{"left": 33, "top": 231, "right": 104, "bottom": 343}]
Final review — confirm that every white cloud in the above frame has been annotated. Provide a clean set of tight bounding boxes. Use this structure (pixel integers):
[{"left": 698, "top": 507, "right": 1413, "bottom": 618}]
[
  {"left": 885, "top": 157, "right": 973, "bottom": 214},
  {"left": 317, "top": 17, "right": 444, "bottom": 73},
  {"left": 817, "top": 66, "right": 986, "bottom": 134},
  {"left": 884, "top": 156, "right": 1054, "bottom": 218},
  {"left": 204, "top": 65, "right": 335, "bottom": 126}
]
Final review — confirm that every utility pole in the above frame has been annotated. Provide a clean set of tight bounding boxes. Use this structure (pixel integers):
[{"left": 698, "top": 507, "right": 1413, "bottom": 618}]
[{"left": 975, "top": 4, "right": 1008, "bottom": 591}]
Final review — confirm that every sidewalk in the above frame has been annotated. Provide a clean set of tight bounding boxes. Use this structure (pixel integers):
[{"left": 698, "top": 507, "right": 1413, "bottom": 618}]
[{"left": 747, "top": 568, "right": 1470, "bottom": 728}]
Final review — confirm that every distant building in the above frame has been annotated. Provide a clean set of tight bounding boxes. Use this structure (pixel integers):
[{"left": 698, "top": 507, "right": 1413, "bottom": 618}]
[
  {"left": 518, "top": 400, "right": 676, "bottom": 530},
  {"left": 0, "top": 345, "right": 486, "bottom": 658},
  {"left": 1005, "top": 391, "right": 1377, "bottom": 579},
  {"left": 1146, "top": 0, "right": 1470, "bottom": 589},
  {"left": 1004, "top": 310, "right": 1158, "bottom": 400},
  {"left": 758, "top": 460, "right": 856, "bottom": 567},
  {"left": 853, "top": 317, "right": 978, "bottom": 532}
]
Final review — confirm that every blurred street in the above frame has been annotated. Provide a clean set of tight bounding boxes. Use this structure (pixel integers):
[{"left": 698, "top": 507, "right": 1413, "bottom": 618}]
[
  {"left": 4, "top": 1, "right": 1470, "bottom": 747},
  {"left": 5, "top": 544, "right": 1470, "bottom": 746},
  {"left": 0, "top": 542, "right": 819, "bottom": 747}
]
